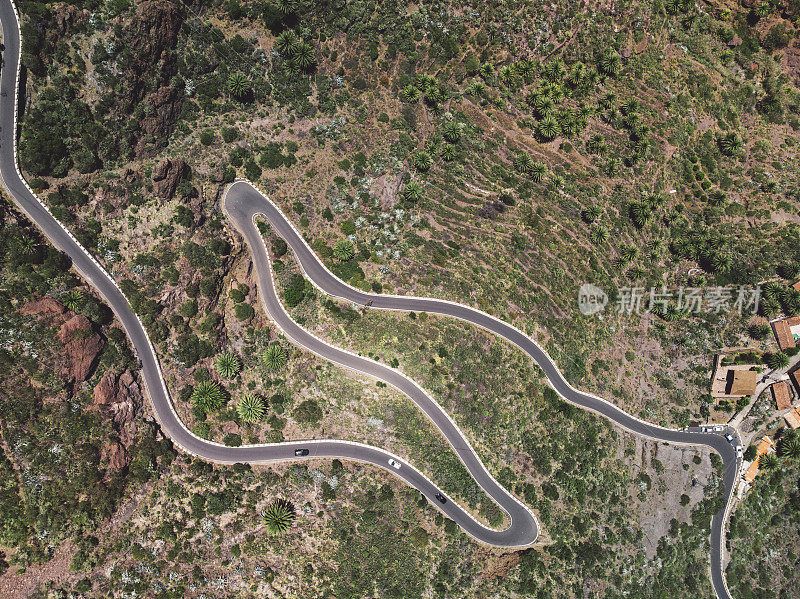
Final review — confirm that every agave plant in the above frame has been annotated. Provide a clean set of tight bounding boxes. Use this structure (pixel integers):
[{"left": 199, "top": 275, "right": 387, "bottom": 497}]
[
  {"left": 263, "top": 499, "right": 296, "bottom": 535},
  {"left": 191, "top": 381, "right": 226, "bottom": 412},
  {"left": 401, "top": 182, "right": 423, "bottom": 203},
  {"left": 440, "top": 144, "right": 455, "bottom": 162},
  {"left": 401, "top": 85, "right": 420, "bottom": 102},
  {"left": 413, "top": 151, "right": 431, "bottom": 172},
  {"left": 237, "top": 394, "right": 265, "bottom": 422},
  {"left": 530, "top": 162, "right": 547, "bottom": 183},
  {"left": 262, "top": 344, "right": 287, "bottom": 372},
  {"left": 227, "top": 72, "right": 250, "bottom": 100},
  {"left": 294, "top": 42, "right": 315, "bottom": 70},
  {"left": 333, "top": 239, "right": 355, "bottom": 262},
  {"left": 275, "top": 30, "right": 299, "bottom": 56},
  {"left": 62, "top": 289, "right": 84, "bottom": 312},
  {"left": 215, "top": 352, "right": 241, "bottom": 378},
  {"left": 442, "top": 121, "right": 461, "bottom": 143},
  {"left": 536, "top": 116, "right": 561, "bottom": 142}
]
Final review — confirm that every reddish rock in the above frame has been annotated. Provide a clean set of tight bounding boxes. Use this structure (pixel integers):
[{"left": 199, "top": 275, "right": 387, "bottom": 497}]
[
  {"left": 19, "top": 297, "right": 67, "bottom": 318},
  {"left": 152, "top": 157, "right": 189, "bottom": 199},
  {"left": 93, "top": 370, "right": 117, "bottom": 408},
  {"left": 136, "top": 86, "right": 184, "bottom": 158},
  {"left": 92, "top": 369, "right": 142, "bottom": 447},
  {"left": 56, "top": 315, "right": 104, "bottom": 384},
  {"left": 103, "top": 440, "right": 128, "bottom": 471}
]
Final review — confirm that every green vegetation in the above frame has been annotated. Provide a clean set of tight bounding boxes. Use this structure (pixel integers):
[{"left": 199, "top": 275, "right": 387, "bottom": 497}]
[
  {"left": 262, "top": 498, "right": 296, "bottom": 535},
  {"left": 214, "top": 352, "right": 241, "bottom": 378},
  {"left": 237, "top": 393, "right": 266, "bottom": 422},
  {"left": 262, "top": 343, "right": 287, "bottom": 371}
]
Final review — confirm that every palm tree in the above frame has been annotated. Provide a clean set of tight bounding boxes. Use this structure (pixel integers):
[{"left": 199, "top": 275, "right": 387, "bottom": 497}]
[
  {"left": 536, "top": 116, "right": 560, "bottom": 142},
  {"left": 191, "top": 381, "right": 226, "bottom": 412},
  {"left": 766, "top": 352, "right": 790, "bottom": 369},
  {"left": 440, "top": 144, "right": 455, "bottom": 161},
  {"left": 237, "top": 393, "right": 265, "bottom": 422},
  {"left": 275, "top": 0, "right": 295, "bottom": 15},
  {"left": 333, "top": 239, "right": 355, "bottom": 262},
  {"left": 401, "top": 182, "right": 423, "bottom": 203},
  {"left": 779, "top": 435, "right": 800, "bottom": 460},
  {"left": 413, "top": 151, "right": 431, "bottom": 172},
  {"left": 586, "top": 133, "right": 606, "bottom": 154},
  {"left": 598, "top": 50, "right": 621, "bottom": 77},
  {"left": 530, "top": 161, "right": 547, "bottom": 182},
  {"left": 514, "top": 152, "right": 533, "bottom": 174},
  {"left": 262, "top": 343, "right": 287, "bottom": 371},
  {"left": 401, "top": 85, "right": 420, "bottom": 102},
  {"left": 629, "top": 202, "right": 652, "bottom": 228},
  {"left": 718, "top": 132, "right": 743, "bottom": 157},
  {"left": 543, "top": 59, "right": 565, "bottom": 82},
  {"left": 215, "top": 352, "right": 241, "bottom": 378},
  {"left": 62, "top": 289, "right": 84, "bottom": 312},
  {"left": 227, "top": 73, "right": 250, "bottom": 100},
  {"left": 442, "top": 121, "right": 460, "bottom": 143},
  {"left": 619, "top": 246, "right": 638, "bottom": 262},
  {"left": 590, "top": 225, "right": 609, "bottom": 244},
  {"left": 582, "top": 206, "right": 601, "bottom": 223},
  {"left": 275, "top": 30, "right": 299, "bottom": 56},
  {"left": 760, "top": 453, "right": 779, "bottom": 470},
  {"left": 263, "top": 499, "right": 296, "bottom": 535},
  {"left": 294, "top": 42, "right": 315, "bottom": 70}
]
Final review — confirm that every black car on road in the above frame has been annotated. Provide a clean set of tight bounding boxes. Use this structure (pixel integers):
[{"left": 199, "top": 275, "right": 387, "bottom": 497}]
[
  {"left": 434, "top": 492, "right": 447, "bottom": 504},
  {"left": 294, "top": 448, "right": 310, "bottom": 457}
]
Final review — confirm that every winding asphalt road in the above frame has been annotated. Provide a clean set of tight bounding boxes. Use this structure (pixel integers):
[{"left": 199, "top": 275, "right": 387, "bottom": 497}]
[{"left": 0, "top": 0, "right": 739, "bottom": 594}]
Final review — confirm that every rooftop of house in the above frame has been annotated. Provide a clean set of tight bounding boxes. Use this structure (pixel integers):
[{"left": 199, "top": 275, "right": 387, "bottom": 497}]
[
  {"left": 772, "top": 381, "right": 792, "bottom": 411},
  {"left": 727, "top": 369, "right": 757, "bottom": 397},
  {"left": 785, "top": 409, "right": 800, "bottom": 430}
]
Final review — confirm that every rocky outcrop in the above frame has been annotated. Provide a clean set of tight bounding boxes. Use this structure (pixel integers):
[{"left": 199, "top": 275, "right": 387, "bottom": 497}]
[
  {"left": 103, "top": 440, "right": 128, "bottom": 471},
  {"left": 92, "top": 369, "right": 142, "bottom": 447},
  {"left": 152, "top": 157, "right": 189, "bottom": 199},
  {"left": 56, "top": 315, "right": 103, "bottom": 385},
  {"left": 19, "top": 297, "right": 67, "bottom": 319},
  {"left": 136, "top": 86, "right": 184, "bottom": 158},
  {"left": 124, "top": 0, "right": 183, "bottom": 105}
]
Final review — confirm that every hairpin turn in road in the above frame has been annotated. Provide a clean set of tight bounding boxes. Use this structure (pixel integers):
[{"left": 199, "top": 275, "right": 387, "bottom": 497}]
[{"left": 0, "top": 0, "right": 738, "bottom": 594}]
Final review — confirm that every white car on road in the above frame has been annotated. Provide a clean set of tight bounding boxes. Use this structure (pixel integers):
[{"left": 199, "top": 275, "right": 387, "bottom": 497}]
[{"left": 388, "top": 458, "right": 401, "bottom": 470}]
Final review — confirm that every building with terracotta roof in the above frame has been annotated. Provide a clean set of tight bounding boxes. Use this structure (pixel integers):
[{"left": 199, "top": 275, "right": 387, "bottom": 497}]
[
  {"left": 743, "top": 436, "right": 776, "bottom": 483},
  {"left": 772, "top": 316, "right": 800, "bottom": 351},
  {"left": 786, "top": 408, "right": 800, "bottom": 430},
  {"left": 727, "top": 370, "right": 757, "bottom": 396},
  {"left": 710, "top": 356, "right": 759, "bottom": 399},
  {"left": 772, "top": 381, "right": 792, "bottom": 410}
]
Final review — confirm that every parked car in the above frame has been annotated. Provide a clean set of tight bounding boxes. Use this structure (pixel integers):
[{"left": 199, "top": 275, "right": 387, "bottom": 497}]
[
  {"left": 434, "top": 492, "right": 447, "bottom": 505},
  {"left": 294, "top": 448, "right": 310, "bottom": 457},
  {"left": 724, "top": 433, "right": 734, "bottom": 444},
  {"left": 736, "top": 445, "right": 743, "bottom": 458},
  {"left": 388, "top": 458, "right": 401, "bottom": 470}
]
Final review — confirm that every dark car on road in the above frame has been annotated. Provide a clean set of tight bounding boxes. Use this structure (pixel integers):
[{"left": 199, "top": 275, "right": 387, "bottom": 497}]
[
  {"left": 294, "top": 448, "right": 309, "bottom": 457},
  {"left": 434, "top": 492, "right": 447, "bottom": 504}
]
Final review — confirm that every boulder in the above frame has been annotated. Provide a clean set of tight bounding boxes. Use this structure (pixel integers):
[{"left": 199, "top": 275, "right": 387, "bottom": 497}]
[
  {"left": 93, "top": 369, "right": 117, "bottom": 408},
  {"left": 19, "top": 297, "right": 67, "bottom": 318},
  {"left": 152, "top": 157, "right": 189, "bottom": 199},
  {"left": 56, "top": 315, "right": 104, "bottom": 384}
]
